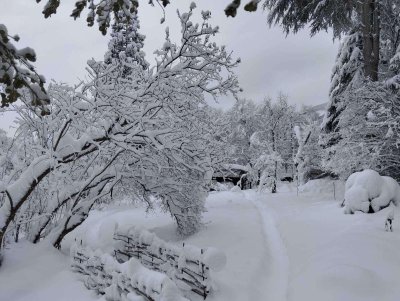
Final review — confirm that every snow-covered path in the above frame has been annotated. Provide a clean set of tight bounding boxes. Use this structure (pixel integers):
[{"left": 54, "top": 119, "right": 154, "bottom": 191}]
[
  {"left": 248, "top": 190, "right": 289, "bottom": 301},
  {"left": 252, "top": 182, "right": 400, "bottom": 301}
]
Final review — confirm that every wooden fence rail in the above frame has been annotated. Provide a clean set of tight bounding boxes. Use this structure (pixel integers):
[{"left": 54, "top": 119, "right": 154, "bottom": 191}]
[
  {"left": 71, "top": 244, "right": 189, "bottom": 301},
  {"left": 70, "top": 225, "right": 226, "bottom": 300}
]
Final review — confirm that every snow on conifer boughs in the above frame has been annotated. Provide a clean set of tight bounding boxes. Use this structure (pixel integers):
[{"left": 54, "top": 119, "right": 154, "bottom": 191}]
[
  {"left": 320, "top": 29, "right": 363, "bottom": 147},
  {"left": 321, "top": 81, "right": 400, "bottom": 180},
  {"left": 104, "top": 10, "right": 148, "bottom": 72},
  {"left": 37, "top": 0, "right": 139, "bottom": 35},
  {"left": 0, "top": 24, "right": 49, "bottom": 110},
  {"left": 263, "top": 0, "right": 355, "bottom": 38},
  {"left": 329, "top": 30, "right": 364, "bottom": 100}
]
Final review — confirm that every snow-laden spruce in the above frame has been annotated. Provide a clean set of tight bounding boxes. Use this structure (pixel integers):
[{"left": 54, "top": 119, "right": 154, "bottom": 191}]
[
  {"left": 321, "top": 81, "right": 400, "bottom": 180},
  {"left": 0, "top": 24, "right": 49, "bottom": 109},
  {"left": 0, "top": 5, "right": 239, "bottom": 264}
]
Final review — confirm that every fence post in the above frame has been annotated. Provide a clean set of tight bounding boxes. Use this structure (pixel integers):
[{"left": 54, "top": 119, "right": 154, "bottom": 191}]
[{"left": 333, "top": 182, "right": 336, "bottom": 200}]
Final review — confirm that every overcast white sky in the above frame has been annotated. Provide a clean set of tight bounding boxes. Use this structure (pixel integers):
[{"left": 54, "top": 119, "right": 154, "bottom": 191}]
[{"left": 1, "top": 0, "right": 338, "bottom": 132}]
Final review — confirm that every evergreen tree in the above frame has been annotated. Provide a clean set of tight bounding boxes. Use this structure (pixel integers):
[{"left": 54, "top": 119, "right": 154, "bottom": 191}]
[
  {"left": 0, "top": 25, "right": 49, "bottom": 110},
  {"left": 320, "top": 29, "right": 364, "bottom": 147},
  {"left": 321, "top": 81, "right": 400, "bottom": 180},
  {"left": 262, "top": 0, "right": 381, "bottom": 81},
  {"left": 104, "top": 10, "right": 148, "bottom": 75}
]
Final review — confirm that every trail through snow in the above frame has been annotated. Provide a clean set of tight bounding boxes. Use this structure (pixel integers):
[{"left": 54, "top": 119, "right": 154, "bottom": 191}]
[
  {"left": 246, "top": 190, "right": 289, "bottom": 301},
  {"left": 253, "top": 181, "right": 400, "bottom": 301}
]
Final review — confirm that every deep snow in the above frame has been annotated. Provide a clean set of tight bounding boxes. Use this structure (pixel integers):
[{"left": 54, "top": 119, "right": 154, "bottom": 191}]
[
  {"left": 1, "top": 180, "right": 400, "bottom": 301},
  {"left": 0, "top": 241, "right": 100, "bottom": 301}
]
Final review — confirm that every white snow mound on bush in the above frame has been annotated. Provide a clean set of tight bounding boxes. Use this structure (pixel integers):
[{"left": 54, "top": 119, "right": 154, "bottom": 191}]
[
  {"left": 344, "top": 185, "right": 370, "bottom": 214},
  {"left": 345, "top": 169, "right": 383, "bottom": 199},
  {"left": 344, "top": 169, "right": 400, "bottom": 213}
]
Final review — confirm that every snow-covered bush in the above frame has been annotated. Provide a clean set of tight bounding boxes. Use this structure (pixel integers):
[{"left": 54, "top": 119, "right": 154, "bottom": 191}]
[
  {"left": 344, "top": 170, "right": 400, "bottom": 214},
  {"left": 0, "top": 4, "right": 239, "bottom": 260}
]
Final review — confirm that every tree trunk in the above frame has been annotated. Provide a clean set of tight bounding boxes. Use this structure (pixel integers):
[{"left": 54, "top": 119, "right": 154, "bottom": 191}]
[
  {"left": 272, "top": 160, "right": 277, "bottom": 193},
  {"left": 271, "top": 129, "right": 277, "bottom": 193},
  {"left": 0, "top": 231, "right": 4, "bottom": 267},
  {"left": 361, "top": 0, "right": 380, "bottom": 81},
  {"left": 53, "top": 216, "right": 84, "bottom": 249},
  {"left": 14, "top": 224, "right": 20, "bottom": 243}
]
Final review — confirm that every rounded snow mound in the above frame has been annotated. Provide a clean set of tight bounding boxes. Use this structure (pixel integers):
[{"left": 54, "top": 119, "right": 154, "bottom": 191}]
[
  {"left": 344, "top": 186, "right": 370, "bottom": 214},
  {"left": 344, "top": 169, "right": 400, "bottom": 214}
]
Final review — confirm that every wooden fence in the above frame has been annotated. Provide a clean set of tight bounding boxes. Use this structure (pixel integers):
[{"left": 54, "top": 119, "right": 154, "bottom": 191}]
[
  {"left": 71, "top": 244, "right": 189, "bottom": 301},
  {"left": 70, "top": 226, "right": 226, "bottom": 300}
]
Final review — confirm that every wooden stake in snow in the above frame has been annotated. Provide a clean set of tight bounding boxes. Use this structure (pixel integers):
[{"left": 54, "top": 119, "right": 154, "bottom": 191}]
[
  {"left": 333, "top": 182, "right": 336, "bottom": 200},
  {"left": 385, "top": 205, "right": 395, "bottom": 232}
]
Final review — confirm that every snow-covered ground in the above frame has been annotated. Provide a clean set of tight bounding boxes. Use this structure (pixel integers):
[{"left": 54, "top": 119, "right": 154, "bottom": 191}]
[
  {"left": 1, "top": 180, "right": 400, "bottom": 301},
  {"left": 0, "top": 241, "right": 99, "bottom": 301},
  {"left": 255, "top": 181, "right": 400, "bottom": 301}
]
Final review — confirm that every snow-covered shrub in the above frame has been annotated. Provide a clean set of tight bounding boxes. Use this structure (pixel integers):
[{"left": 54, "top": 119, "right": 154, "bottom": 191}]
[
  {"left": 344, "top": 185, "right": 370, "bottom": 214},
  {"left": 344, "top": 170, "right": 400, "bottom": 214}
]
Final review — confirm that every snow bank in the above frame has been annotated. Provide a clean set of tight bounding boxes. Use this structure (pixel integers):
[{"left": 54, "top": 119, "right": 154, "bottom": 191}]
[
  {"left": 0, "top": 241, "right": 98, "bottom": 301},
  {"left": 202, "top": 247, "right": 227, "bottom": 272},
  {"left": 210, "top": 181, "right": 234, "bottom": 191},
  {"left": 299, "top": 179, "right": 344, "bottom": 196},
  {"left": 344, "top": 170, "right": 400, "bottom": 213}
]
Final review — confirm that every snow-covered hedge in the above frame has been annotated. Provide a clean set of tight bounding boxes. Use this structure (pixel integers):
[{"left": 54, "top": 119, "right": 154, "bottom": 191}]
[
  {"left": 344, "top": 169, "right": 400, "bottom": 214},
  {"left": 113, "top": 226, "right": 226, "bottom": 299},
  {"left": 71, "top": 244, "right": 188, "bottom": 301}
]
